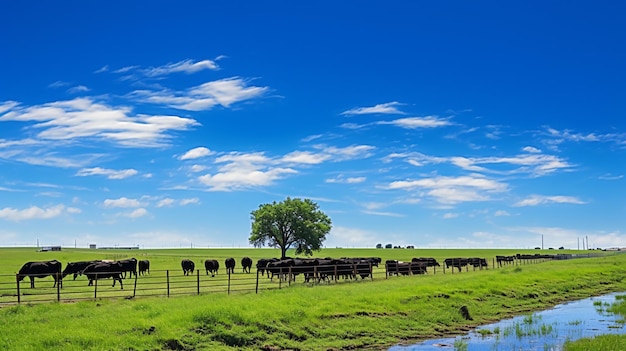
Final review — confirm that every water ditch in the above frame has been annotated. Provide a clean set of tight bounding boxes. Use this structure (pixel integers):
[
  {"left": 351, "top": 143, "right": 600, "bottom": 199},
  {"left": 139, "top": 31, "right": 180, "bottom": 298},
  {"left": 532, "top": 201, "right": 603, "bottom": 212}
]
[{"left": 388, "top": 292, "right": 626, "bottom": 350}]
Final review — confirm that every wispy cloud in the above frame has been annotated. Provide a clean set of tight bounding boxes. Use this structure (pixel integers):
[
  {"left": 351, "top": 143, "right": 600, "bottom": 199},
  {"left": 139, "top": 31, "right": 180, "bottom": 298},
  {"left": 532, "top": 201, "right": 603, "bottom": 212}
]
[
  {"left": 0, "top": 98, "right": 199, "bottom": 147},
  {"left": 143, "top": 59, "right": 220, "bottom": 77},
  {"left": 377, "top": 116, "right": 452, "bottom": 129},
  {"left": 341, "top": 102, "right": 406, "bottom": 116},
  {"left": 325, "top": 175, "right": 366, "bottom": 184},
  {"left": 103, "top": 197, "right": 144, "bottom": 208},
  {"left": 67, "top": 85, "right": 90, "bottom": 94},
  {"left": 387, "top": 174, "right": 507, "bottom": 204},
  {"left": 76, "top": 167, "right": 138, "bottom": 179},
  {"left": 0, "top": 204, "right": 78, "bottom": 221},
  {"left": 384, "top": 151, "right": 573, "bottom": 176},
  {"left": 129, "top": 77, "right": 268, "bottom": 111},
  {"left": 514, "top": 195, "right": 586, "bottom": 207},
  {"left": 179, "top": 147, "right": 213, "bottom": 160}
]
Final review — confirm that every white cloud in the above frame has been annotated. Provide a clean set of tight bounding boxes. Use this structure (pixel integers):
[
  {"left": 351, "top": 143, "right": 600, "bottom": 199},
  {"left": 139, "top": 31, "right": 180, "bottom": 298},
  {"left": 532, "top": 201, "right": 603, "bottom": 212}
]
[
  {"left": 281, "top": 151, "right": 331, "bottom": 164},
  {"left": 144, "top": 59, "right": 219, "bottom": 77},
  {"left": 0, "top": 204, "right": 70, "bottom": 221},
  {"left": 443, "top": 212, "right": 459, "bottom": 219},
  {"left": 325, "top": 175, "right": 366, "bottom": 184},
  {"left": 494, "top": 210, "right": 510, "bottom": 216},
  {"left": 123, "top": 208, "right": 149, "bottom": 218},
  {"left": 157, "top": 198, "right": 175, "bottom": 207},
  {"left": 385, "top": 152, "right": 572, "bottom": 176},
  {"left": 341, "top": 102, "right": 405, "bottom": 116},
  {"left": 67, "top": 85, "right": 90, "bottom": 94},
  {"left": 387, "top": 175, "right": 507, "bottom": 204},
  {"left": 514, "top": 195, "right": 586, "bottom": 207},
  {"left": 0, "top": 98, "right": 199, "bottom": 147},
  {"left": 522, "top": 146, "right": 541, "bottom": 153},
  {"left": 76, "top": 167, "right": 138, "bottom": 179},
  {"left": 180, "top": 198, "right": 200, "bottom": 206},
  {"left": 179, "top": 147, "right": 213, "bottom": 160},
  {"left": 198, "top": 152, "right": 297, "bottom": 191},
  {"left": 130, "top": 77, "right": 268, "bottom": 111},
  {"left": 103, "top": 197, "right": 143, "bottom": 208},
  {"left": 377, "top": 116, "right": 452, "bottom": 129},
  {"left": 190, "top": 164, "right": 207, "bottom": 172}
]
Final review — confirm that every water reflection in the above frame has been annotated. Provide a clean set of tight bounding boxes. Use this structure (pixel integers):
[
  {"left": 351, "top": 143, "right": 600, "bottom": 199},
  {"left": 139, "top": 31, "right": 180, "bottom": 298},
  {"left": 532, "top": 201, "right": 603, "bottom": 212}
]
[{"left": 389, "top": 292, "right": 626, "bottom": 350}]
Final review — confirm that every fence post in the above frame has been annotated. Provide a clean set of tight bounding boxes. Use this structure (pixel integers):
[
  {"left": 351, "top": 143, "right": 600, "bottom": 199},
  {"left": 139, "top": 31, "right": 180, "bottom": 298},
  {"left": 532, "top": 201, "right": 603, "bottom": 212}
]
[
  {"left": 279, "top": 267, "right": 282, "bottom": 289},
  {"left": 94, "top": 274, "right": 98, "bottom": 299},
  {"left": 227, "top": 270, "right": 231, "bottom": 295},
  {"left": 197, "top": 269, "right": 200, "bottom": 295},
  {"left": 166, "top": 270, "right": 170, "bottom": 297},
  {"left": 56, "top": 272, "right": 61, "bottom": 302},
  {"left": 255, "top": 269, "right": 259, "bottom": 294},
  {"left": 15, "top": 274, "right": 21, "bottom": 304},
  {"left": 369, "top": 263, "right": 373, "bottom": 281},
  {"left": 133, "top": 272, "right": 138, "bottom": 298}
]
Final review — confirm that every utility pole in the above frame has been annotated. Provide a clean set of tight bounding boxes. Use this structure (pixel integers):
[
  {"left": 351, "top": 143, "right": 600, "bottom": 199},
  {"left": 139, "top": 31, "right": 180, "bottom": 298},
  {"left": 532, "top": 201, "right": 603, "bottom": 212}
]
[{"left": 542, "top": 234, "right": 544, "bottom": 250}]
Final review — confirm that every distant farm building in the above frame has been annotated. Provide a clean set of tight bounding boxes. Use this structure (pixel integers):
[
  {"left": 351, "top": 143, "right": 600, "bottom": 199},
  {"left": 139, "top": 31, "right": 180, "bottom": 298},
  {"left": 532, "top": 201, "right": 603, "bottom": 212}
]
[{"left": 38, "top": 246, "right": 61, "bottom": 252}]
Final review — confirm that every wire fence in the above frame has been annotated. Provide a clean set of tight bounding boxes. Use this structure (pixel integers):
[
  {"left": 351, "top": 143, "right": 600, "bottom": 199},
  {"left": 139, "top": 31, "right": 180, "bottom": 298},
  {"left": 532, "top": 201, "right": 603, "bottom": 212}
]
[{"left": 0, "top": 252, "right": 610, "bottom": 306}]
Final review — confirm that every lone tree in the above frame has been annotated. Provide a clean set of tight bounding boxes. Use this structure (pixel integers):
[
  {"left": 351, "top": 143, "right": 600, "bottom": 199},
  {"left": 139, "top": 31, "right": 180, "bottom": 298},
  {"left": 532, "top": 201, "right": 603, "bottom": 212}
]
[{"left": 249, "top": 197, "right": 332, "bottom": 259}]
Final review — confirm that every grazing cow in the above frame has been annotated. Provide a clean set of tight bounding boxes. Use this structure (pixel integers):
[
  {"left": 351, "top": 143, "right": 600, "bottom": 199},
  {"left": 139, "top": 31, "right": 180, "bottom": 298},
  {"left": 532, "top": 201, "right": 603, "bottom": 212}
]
[
  {"left": 18, "top": 260, "right": 63, "bottom": 288},
  {"left": 138, "top": 260, "right": 150, "bottom": 275},
  {"left": 181, "top": 259, "right": 195, "bottom": 275},
  {"left": 411, "top": 257, "right": 440, "bottom": 269},
  {"left": 83, "top": 261, "right": 124, "bottom": 289},
  {"left": 468, "top": 257, "right": 488, "bottom": 269},
  {"left": 444, "top": 258, "right": 469, "bottom": 272},
  {"left": 241, "top": 257, "right": 253, "bottom": 273},
  {"left": 204, "top": 259, "right": 219, "bottom": 277},
  {"left": 117, "top": 258, "right": 138, "bottom": 279},
  {"left": 225, "top": 257, "right": 235, "bottom": 274},
  {"left": 62, "top": 260, "right": 102, "bottom": 280},
  {"left": 385, "top": 260, "right": 411, "bottom": 276},
  {"left": 256, "top": 258, "right": 279, "bottom": 277}
]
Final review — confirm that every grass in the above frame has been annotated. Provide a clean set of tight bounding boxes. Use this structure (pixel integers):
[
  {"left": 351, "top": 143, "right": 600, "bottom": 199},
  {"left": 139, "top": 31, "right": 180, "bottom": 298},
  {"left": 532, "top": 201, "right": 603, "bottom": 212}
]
[
  {"left": 564, "top": 294, "right": 626, "bottom": 351},
  {"left": 0, "top": 248, "right": 625, "bottom": 350}
]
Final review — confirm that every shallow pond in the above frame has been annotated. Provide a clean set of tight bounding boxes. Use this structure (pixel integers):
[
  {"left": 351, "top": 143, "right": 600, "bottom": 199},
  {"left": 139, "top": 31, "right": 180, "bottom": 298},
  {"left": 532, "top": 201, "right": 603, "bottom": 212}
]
[{"left": 389, "top": 292, "right": 626, "bottom": 350}]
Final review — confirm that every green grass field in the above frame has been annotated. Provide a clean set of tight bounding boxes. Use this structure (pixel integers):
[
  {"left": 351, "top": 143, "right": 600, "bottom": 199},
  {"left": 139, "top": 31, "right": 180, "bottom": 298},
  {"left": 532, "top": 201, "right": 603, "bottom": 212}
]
[{"left": 0, "top": 247, "right": 623, "bottom": 350}]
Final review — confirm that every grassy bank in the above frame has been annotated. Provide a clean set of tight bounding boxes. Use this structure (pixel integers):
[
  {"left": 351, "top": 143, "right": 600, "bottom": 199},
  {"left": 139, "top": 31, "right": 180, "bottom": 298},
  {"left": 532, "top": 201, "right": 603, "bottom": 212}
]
[{"left": 1, "top": 249, "right": 625, "bottom": 350}]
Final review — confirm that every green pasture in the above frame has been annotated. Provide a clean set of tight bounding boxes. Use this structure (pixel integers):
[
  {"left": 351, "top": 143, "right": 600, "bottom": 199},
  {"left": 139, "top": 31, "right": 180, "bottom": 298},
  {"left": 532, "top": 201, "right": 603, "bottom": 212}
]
[{"left": 0, "top": 247, "right": 623, "bottom": 350}]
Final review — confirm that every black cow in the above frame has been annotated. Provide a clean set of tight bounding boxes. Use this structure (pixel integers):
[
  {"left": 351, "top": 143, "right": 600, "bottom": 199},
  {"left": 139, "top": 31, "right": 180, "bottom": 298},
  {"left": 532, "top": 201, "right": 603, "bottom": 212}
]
[
  {"left": 496, "top": 255, "right": 515, "bottom": 267},
  {"left": 468, "top": 257, "right": 488, "bottom": 269},
  {"left": 117, "top": 258, "right": 137, "bottom": 279},
  {"left": 138, "top": 260, "right": 150, "bottom": 275},
  {"left": 256, "top": 258, "right": 279, "bottom": 277},
  {"left": 62, "top": 260, "right": 101, "bottom": 280},
  {"left": 181, "top": 259, "right": 195, "bottom": 276},
  {"left": 225, "top": 257, "right": 235, "bottom": 274},
  {"left": 18, "top": 260, "right": 63, "bottom": 288},
  {"left": 83, "top": 261, "right": 123, "bottom": 289},
  {"left": 444, "top": 258, "right": 469, "bottom": 272},
  {"left": 241, "top": 257, "right": 253, "bottom": 273},
  {"left": 411, "top": 257, "right": 440, "bottom": 268},
  {"left": 204, "top": 259, "right": 219, "bottom": 277}
]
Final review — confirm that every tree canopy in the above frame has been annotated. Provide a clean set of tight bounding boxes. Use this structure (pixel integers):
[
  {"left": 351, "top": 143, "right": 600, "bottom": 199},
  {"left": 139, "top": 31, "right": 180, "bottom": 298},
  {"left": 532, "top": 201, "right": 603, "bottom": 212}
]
[{"left": 249, "top": 197, "right": 332, "bottom": 259}]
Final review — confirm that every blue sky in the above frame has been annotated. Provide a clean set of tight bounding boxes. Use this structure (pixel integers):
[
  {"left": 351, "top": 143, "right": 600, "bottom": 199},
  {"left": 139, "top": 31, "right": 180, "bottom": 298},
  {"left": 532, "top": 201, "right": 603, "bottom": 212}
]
[{"left": 1, "top": 1, "right": 625, "bottom": 250}]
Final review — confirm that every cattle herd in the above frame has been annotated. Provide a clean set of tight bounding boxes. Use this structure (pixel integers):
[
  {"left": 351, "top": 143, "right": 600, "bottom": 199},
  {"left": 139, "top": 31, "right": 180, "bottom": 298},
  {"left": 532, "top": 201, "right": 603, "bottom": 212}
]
[{"left": 15, "top": 253, "right": 563, "bottom": 291}]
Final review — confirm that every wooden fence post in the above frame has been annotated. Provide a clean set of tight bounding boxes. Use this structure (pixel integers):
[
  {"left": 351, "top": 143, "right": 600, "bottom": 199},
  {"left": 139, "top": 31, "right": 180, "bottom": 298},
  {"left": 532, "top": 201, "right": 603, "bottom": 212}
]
[
  {"left": 133, "top": 272, "right": 138, "bottom": 297},
  {"left": 197, "top": 269, "right": 200, "bottom": 295},
  {"left": 227, "top": 270, "right": 231, "bottom": 295},
  {"left": 15, "top": 274, "right": 21, "bottom": 304},
  {"left": 255, "top": 269, "right": 259, "bottom": 294},
  {"left": 166, "top": 270, "right": 170, "bottom": 297},
  {"left": 94, "top": 274, "right": 98, "bottom": 299},
  {"left": 56, "top": 272, "right": 61, "bottom": 302}
]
